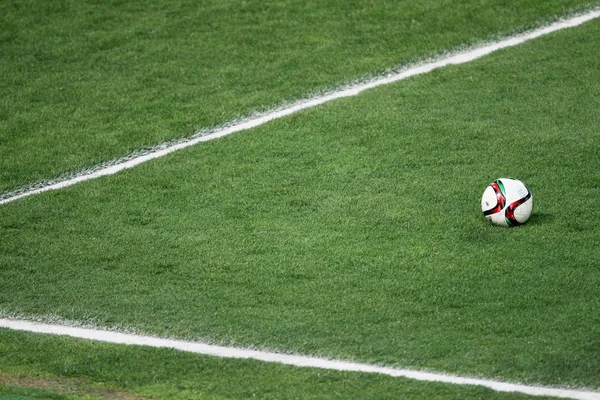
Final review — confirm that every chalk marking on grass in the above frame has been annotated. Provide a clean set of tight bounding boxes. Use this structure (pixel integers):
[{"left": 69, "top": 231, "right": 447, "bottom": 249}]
[
  {"left": 0, "top": 319, "right": 598, "bottom": 400},
  {"left": 1, "top": 9, "right": 599, "bottom": 206}
]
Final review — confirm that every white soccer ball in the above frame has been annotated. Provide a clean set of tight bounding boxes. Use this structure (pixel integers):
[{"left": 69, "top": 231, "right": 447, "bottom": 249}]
[{"left": 481, "top": 178, "right": 533, "bottom": 227}]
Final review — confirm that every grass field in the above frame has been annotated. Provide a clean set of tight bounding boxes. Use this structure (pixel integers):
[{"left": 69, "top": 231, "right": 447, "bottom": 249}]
[
  {"left": 0, "top": 0, "right": 598, "bottom": 193},
  {"left": 1, "top": 1, "right": 600, "bottom": 399},
  {"left": 0, "top": 330, "right": 565, "bottom": 400}
]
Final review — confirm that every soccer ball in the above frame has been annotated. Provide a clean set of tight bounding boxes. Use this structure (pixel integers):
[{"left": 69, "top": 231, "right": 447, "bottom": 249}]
[{"left": 481, "top": 178, "right": 533, "bottom": 227}]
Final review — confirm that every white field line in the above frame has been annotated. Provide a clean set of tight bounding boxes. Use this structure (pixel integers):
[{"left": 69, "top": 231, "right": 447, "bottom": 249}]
[
  {"left": 1, "top": 9, "right": 600, "bottom": 206},
  {"left": 1, "top": 319, "right": 599, "bottom": 400}
]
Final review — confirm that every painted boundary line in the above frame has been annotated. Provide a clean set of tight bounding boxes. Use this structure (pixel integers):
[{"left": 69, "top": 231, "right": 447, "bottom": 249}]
[
  {"left": 2, "top": 9, "right": 600, "bottom": 206},
  {"left": 1, "top": 319, "right": 599, "bottom": 400}
]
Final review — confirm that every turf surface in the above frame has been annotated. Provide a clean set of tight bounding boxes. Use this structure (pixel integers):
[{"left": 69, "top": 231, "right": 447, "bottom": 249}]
[
  {"left": 1, "top": 0, "right": 598, "bottom": 193},
  {"left": 1, "top": 14, "right": 599, "bottom": 393},
  {"left": 0, "top": 329, "right": 563, "bottom": 400},
  {"left": 0, "top": 389, "right": 51, "bottom": 400},
  {"left": 0, "top": 394, "right": 52, "bottom": 400}
]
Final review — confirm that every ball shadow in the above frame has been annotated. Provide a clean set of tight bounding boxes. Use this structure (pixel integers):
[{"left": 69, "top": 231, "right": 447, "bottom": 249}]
[{"left": 527, "top": 212, "right": 554, "bottom": 226}]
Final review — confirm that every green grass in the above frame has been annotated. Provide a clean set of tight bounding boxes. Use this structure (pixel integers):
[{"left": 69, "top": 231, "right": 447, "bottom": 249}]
[
  {"left": 1, "top": 14, "right": 599, "bottom": 394},
  {"left": 0, "top": 392, "right": 56, "bottom": 400},
  {"left": 0, "top": 329, "right": 563, "bottom": 400},
  {"left": 1, "top": 0, "right": 598, "bottom": 193},
  {"left": 0, "top": 394, "right": 53, "bottom": 400},
  {"left": 0, "top": 395, "right": 53, "bottom": 400}
]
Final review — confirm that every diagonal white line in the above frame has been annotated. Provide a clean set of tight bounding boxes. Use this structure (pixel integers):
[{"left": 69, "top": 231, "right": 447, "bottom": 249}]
[
  {"left": 0, "top": 318, "right": 599, "bottom": 400},
  {"left": 1, "top": 9, "right": 599, "bottom": 206}
]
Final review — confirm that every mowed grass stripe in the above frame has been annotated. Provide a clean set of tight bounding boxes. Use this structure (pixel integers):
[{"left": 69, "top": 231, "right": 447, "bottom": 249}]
[
  {"left": 2, "top": 8, "right": 599, "bottom": 206},
  {"left": 1, "top": 9, "right": 599, "bottom": 392},
  {"left": 0, "top": 330, "right": 569, "bottom": 400},
  {"left": 1, "top": 1, "right": 599, "bottom": 192},
  {"left": 1, "top": 319, "right": 599, "bottom": 400}
]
